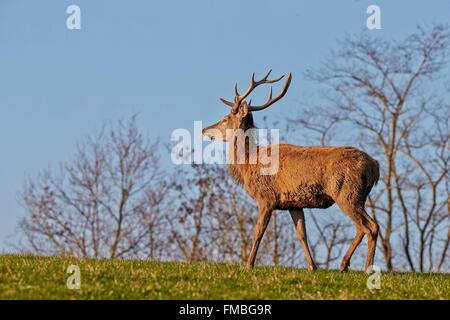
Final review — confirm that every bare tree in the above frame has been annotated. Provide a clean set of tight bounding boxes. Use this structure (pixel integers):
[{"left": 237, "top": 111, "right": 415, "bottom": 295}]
[
  {"left": 300, "top": 24, "right": 450, "bottom": 271},
  {"left": 168, "top": 164, "right": 220, "bottom": 262},
  {"left": 16, "top": 27, "right": 449, "bottom": 274},
  {"left": 206, "top": 167, "right": 258, "bottom": 264},
  {"left": 169, "top": 163, "right": 262, "bottom": 264},
  {"left": 168, "top": 160, "right": 303, "bottom": 267},
  {"left": 19, "top": 116, "right": 170, "bottom": 259},
  {"left": 307, "top": 214, "right": 353, "bottom": 269},
  {"left": 398, "top": 108, "right": 449, "bottom": 272}
]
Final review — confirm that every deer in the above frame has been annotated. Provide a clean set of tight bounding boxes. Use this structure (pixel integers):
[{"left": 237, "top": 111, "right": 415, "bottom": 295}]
[{"left": 202, "top": 70, "right": 380, "bottom": 273}]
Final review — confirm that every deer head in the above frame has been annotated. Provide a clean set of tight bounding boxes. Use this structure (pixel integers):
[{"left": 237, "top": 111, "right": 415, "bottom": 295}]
[{"left": 202, "top": 70, "right": 292, "bottom": 141}]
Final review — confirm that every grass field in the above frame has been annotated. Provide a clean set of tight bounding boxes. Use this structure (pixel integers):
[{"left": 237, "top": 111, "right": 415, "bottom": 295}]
[{"left": 0, "top": 254, "right": 448, "bottom": 299}]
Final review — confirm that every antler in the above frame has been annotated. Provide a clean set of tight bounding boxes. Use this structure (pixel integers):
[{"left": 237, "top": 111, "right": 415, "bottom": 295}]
[
  {"left": 220, "top": 70, "right": 292, "bottom": 111},
  {"left": 248, "top": 73, "right": 292, "bottom": 111}
]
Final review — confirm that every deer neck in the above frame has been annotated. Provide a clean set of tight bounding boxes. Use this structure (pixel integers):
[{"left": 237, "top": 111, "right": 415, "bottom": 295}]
[{"left": 227, "top": 127, "right": 259, "bottom": 185}]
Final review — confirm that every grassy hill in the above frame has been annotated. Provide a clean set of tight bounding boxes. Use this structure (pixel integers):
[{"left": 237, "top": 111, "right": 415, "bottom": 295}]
[{"left": 0, "top": 254, "right": 448, "bottom": 299}]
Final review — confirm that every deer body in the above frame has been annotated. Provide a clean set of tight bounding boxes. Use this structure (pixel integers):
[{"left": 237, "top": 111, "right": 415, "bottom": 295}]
[
  {"left": 230, "top": 144, "right": 379, "bottom": 210},
  {"left": 203, "top": 70, "right": 380, "bottom": 273}
]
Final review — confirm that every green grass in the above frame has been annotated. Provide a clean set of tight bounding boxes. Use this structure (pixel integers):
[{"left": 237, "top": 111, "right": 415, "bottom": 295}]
[{"left": 0, "top": 254, "right": 448, "bottom": 299}]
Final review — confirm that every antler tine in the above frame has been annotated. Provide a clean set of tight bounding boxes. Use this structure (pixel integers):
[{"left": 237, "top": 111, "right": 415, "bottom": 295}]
[
  {"left": 234, "top": 82, "right": 240, "bottom": 97},
  {"left": 237, "top": 72, "right": 257, "bottom": 101},
  {"left": 236, "top": 70, "right": 282, "bottom": 103},
  {"left": 265, "top": 74, "right": 285, "bottom": 84},
  {"left": 219, "top": 82, "right": 242, "bottom": 108},
  {"left": 248, "top": 73, "right": 292, "bottom": 112},
  {"left": 219, "top": 70, "right": 291, "bottom": 110},
  {"left": 251, "top": 72, "right": 256, "bottom": 84},
  {"left": 219, "top": 98, "right": 235, "bottom": 107},
  {"left": 254, "top": 69, "right": 271, "bottom": 83}
]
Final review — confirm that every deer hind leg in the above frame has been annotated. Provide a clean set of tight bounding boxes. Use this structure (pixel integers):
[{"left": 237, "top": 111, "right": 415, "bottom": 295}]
[
  {"left": 337, "top": 202, "right": 379, "bottom": 273},
  {"left": 363, "top": 210, "right": 379, "bottom": 273},
  {"left": 289, "top": 209, "right": 317, "bottom": 271},
  {"left": 339, "top": 227, "right": 364, "bottom": 272},
  {"left": 246, "top": 204, "right": 273, "bottom": 268}
]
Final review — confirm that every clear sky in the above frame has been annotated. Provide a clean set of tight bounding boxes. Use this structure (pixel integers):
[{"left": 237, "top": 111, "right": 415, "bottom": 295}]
[{"left": 0, "top": 0, "right": 449, "bottom": 250}]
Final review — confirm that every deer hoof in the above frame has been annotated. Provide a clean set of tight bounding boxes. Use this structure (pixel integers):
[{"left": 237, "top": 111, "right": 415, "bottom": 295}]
[
  {"left": 307, "top": 264, "right": 317, "bottom": 272},
  {"left": 339, "top": 263, "right": 349, "bottom": 272}
]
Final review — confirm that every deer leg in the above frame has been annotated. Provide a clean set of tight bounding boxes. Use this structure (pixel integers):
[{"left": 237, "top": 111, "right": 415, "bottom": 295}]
[
  {"left": 289, "top": 209, "right": 317, "bottom": 271},
  {"left": 339, "top": 227, "right": 364, "bottom": 272},
  {"left": 246, "top": 205, "right": 273, "bottom": 268},
  {"left": 338, "top": 202, "right": 379, "bottom": 273},
  {"left": 362, "top": 210, "right": 379, "bottom": 273}
]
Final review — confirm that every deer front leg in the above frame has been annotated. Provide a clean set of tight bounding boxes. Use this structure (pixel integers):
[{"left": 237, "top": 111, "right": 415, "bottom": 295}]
[
  {"left": 246, "top": 205, "right": 273, "bottom": 268},
  {"left": 289, "top": 209, "right": 317, "bottom": 271}
]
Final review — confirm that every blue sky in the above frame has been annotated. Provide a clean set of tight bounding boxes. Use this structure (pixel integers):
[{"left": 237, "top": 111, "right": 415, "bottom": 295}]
[{"left": 0, "top": 0, "right": 449, "bottom": 250}]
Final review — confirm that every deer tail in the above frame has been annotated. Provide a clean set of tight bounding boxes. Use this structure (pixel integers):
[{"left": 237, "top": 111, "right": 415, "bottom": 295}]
[{"left": 369, "top": 159, "right": 380, "bottom": 188}]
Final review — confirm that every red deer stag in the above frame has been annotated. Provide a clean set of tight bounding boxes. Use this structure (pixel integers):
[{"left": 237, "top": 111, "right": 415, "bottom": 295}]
[{"left": 202, "top": 70, "right": 380, "bottom": 273}]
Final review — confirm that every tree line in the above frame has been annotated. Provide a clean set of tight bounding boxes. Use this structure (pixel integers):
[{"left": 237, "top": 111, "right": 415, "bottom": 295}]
[{"left": 18, "top": 26, "right": 449, "bottom": 272}]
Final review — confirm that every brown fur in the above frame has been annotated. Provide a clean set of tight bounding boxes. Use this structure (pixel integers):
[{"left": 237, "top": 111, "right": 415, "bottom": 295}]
[{"left": 229, "top": 144, "right": 379, "bottom": 211}]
